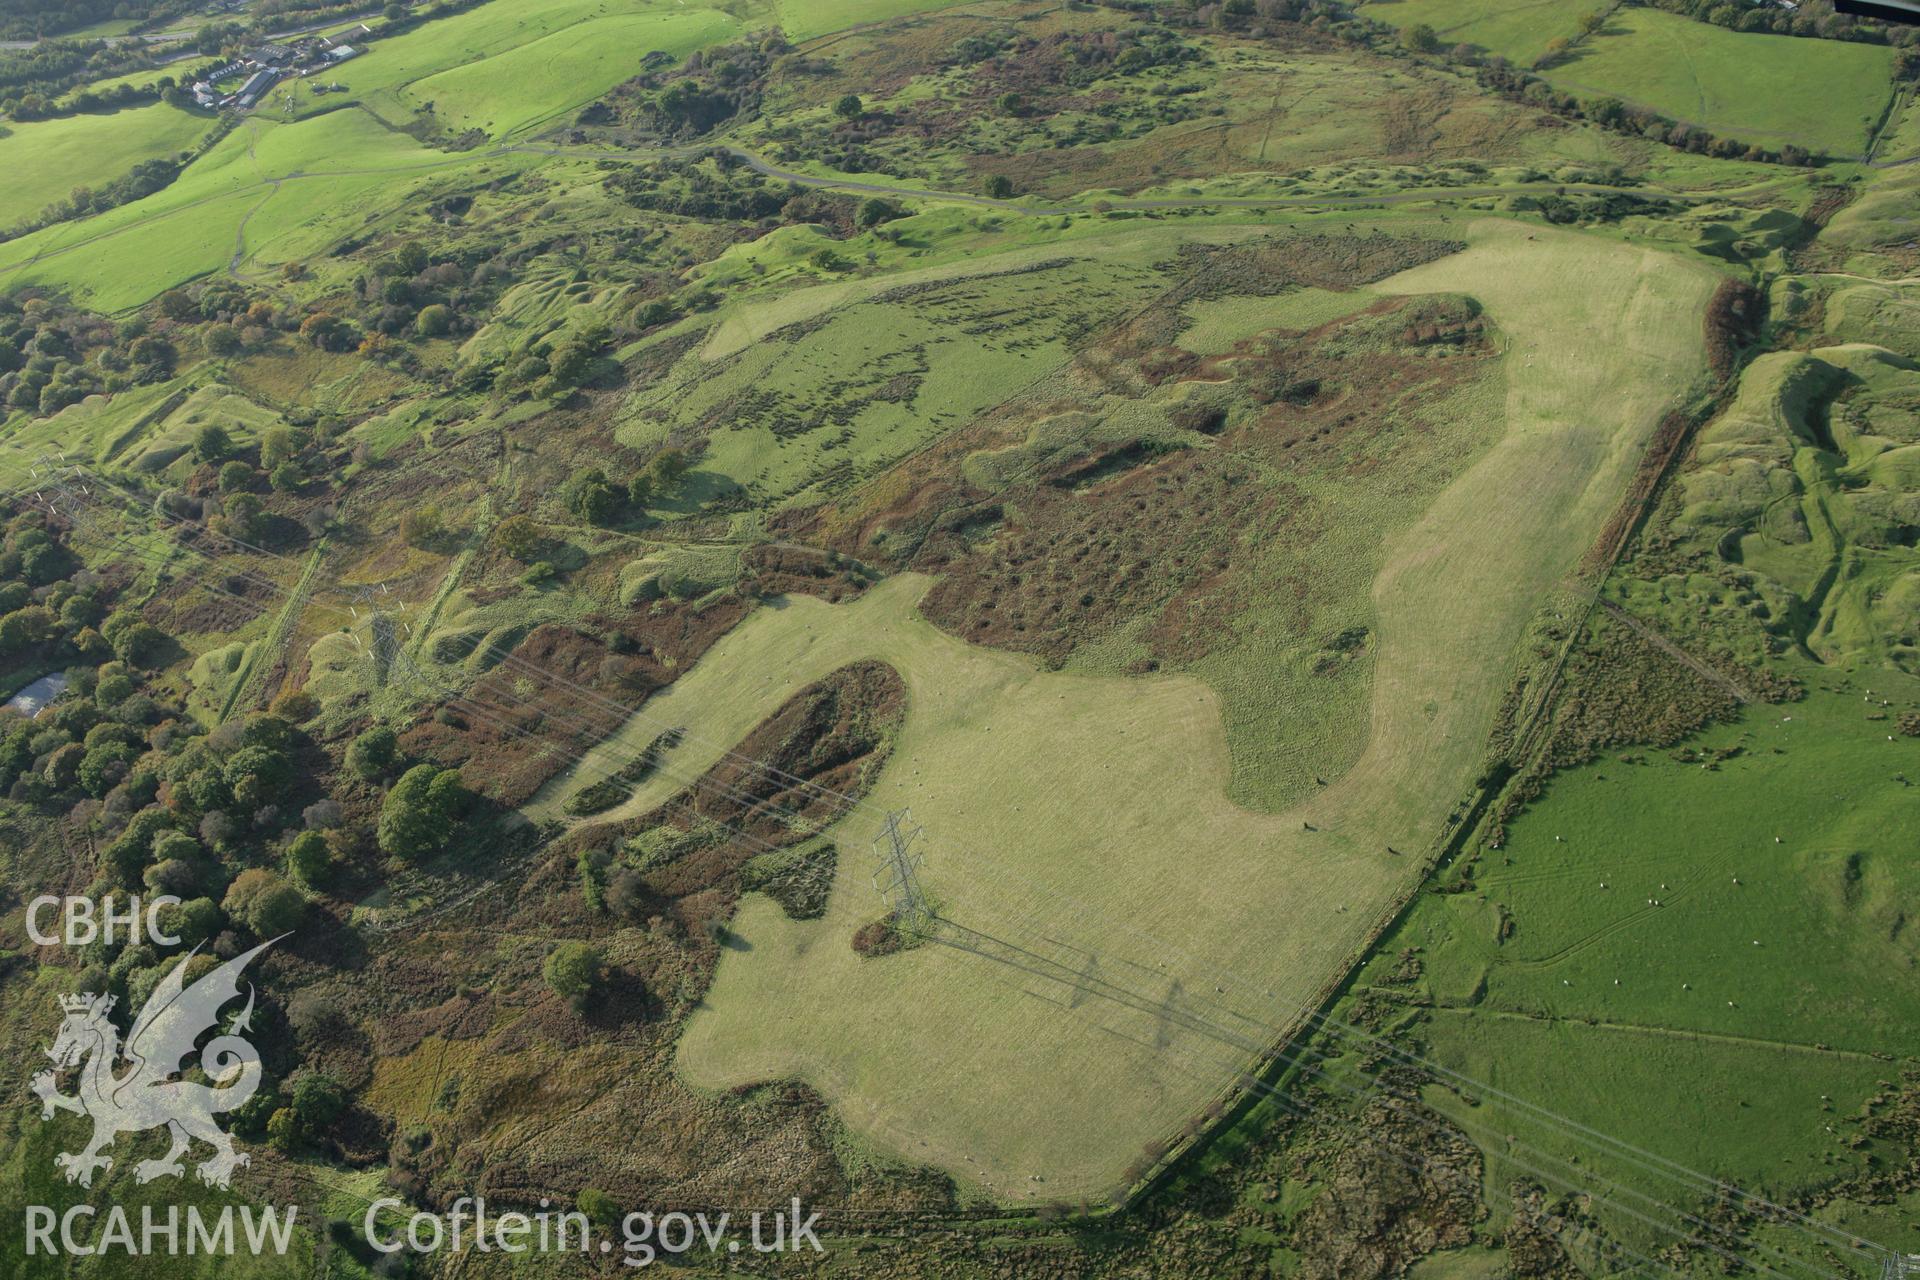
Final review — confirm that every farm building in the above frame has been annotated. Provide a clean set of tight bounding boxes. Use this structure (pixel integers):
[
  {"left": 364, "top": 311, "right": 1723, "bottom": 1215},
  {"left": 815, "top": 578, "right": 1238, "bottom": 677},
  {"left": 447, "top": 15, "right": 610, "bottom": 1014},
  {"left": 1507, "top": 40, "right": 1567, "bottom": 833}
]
[{"left": 235, "top": 68, "right": 278, "bottom": 107}]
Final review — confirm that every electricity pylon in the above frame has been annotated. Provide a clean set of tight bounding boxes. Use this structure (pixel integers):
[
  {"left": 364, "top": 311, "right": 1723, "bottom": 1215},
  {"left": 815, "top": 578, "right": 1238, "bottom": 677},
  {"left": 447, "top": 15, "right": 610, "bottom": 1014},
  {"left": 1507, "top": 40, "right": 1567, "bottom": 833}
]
[{"left": 871, "top": 809, "right": 930, "bottom": 933}]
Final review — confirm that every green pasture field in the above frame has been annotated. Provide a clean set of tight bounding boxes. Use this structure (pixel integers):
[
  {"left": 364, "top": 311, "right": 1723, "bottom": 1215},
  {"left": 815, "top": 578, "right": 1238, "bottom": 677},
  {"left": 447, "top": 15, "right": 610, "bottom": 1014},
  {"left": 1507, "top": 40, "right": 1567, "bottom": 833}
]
[
  {"left": 268, "top": 0, "right": 730, "bottom": 139},
  {"left": 1360, "top": 2, "right": 1895, "bottom": 157},
  {"left": 0, "top": 110, "right": 517, "bottom": 310},
  {"left": 1345, "top": 666, "right": 1920, "bottom": 1254},
  {"left": 0, "top": 103, "right": 213, "bottom": 231},
  {"left": 391, "top": 8, "right": 736, "bottom": 139},
  {"left": 1543, "top": 8, "right": 1895, "bottom": 157},
  {"left": 1360, "top": 0, "right": 1583, "bottom": 67},
  {"left": 648, "top": 572, "right": 1405, "bottom": 1201},
  {"left": 1821, "top": 277, "right": 1920, "bottom": 349},
  {"left": 617, "top": 222, "right": 1722, "bottom": 1199},
  {"left": 53, "top": 67, "right": 176, "bottom": 106}
]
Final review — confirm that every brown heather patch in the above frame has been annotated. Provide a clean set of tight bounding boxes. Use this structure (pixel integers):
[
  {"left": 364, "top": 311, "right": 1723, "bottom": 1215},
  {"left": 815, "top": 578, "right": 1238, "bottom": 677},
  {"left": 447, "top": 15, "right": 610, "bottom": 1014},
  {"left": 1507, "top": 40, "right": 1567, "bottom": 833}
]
[
  {"left": 401, "top": 598, "right": 750, "bottom": 807},
  {"left": 741, "top": 542, "right": 871, "bottom": 601},
  {"left": 337, "top": 661, "right": 932, "bottom": 1217},
  {"left": 149, "top": 570, "right": 276, "bottom": 636},
  {"left": 556, "top": 658, "right": 904, "bottom": 910},
  {"left": 900, "top": 297, "right": 1492, "bottom": 668}
]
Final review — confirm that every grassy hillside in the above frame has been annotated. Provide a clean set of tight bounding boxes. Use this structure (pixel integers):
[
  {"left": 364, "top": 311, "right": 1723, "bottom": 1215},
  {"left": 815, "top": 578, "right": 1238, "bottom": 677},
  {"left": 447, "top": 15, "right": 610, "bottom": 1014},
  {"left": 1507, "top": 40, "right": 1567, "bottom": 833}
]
[
  {"left": 0, "top": 103, "right": 213, "bottom": 230},
  {"left": 0, "top": 0, "right": 1912, "bottom": 1270},
  {"left": 0, "top": 110, "right": 516, "bottom": 309},
  {"left": 671, "top": 221, "right": 1717, "bottom": 1199},
  {"left": 387, "top": 8, "right": 737, "bottom": 139}
]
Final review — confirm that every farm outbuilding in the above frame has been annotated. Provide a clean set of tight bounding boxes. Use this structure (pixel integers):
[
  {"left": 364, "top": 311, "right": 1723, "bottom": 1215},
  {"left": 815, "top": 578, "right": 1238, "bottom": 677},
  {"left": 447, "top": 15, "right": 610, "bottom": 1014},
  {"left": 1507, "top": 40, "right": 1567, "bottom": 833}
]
[{"left": 235, "top": 69, "right": 278, "bottom": 107}]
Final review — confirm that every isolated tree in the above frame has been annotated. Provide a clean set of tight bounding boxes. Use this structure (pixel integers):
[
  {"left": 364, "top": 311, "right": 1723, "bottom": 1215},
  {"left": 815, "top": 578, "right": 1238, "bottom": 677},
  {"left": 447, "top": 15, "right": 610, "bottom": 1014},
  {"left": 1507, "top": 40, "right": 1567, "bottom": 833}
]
[
  {"left": 399, "top": 505, "right": 443, "bottom": 548},
  {"left": 633, "top": 299, "right": 676, "bottom": 329},
  {"left": 856, "top": 197, "right": 902, "bottom": 228},
  {"left": 547, "top": 337, "right": 598, "bottom": 387},
  {"left": 544, "top": 941, "right": 602, "bottom": 1008},
  {"left": 833, "top": 93, "right": 863, "bottom": 120},
  {"left": 195, "top": 423, "right": 233, "bottom": 462},
  {"left": 646, "top": 447, "right": 691, "bottom": 491},
  {"left": 492, "top": 514, "right": 545, "bottom": 562},
  {"left": 219, "top": 461, "right": 255, "bottom": 493},
  {"left": 265, "top": 1107, "right": 299, "bottom": 1152},
  {"left": 983, "top": 175, "right": 1014, "bottom": 199},
  {"left": 222, "top": 868, "right": 304, "bottom": 937},
  {"left": 566, "top": 468, "right": 620, "bottom": 525},
  {"left": 392, "top": 242, "right": 430, "bottom": 275},
  {"left": 287, "top": 1071, "right": 346, "bottom": 1134},
  {"left": 377, "top": 763, "right": 468, "bottom": 861},
  {"left": 286, "top": 829, "right": 332, "bottom": 888},
  {"left": 577, "top": 1188, "right": 619, "bottom": 1230},
  {"left": 1404, "top": 22, "right": 1440, "bottom": 53},
  {"left": 223, "top": 493, "right": 264, "bottom": 541},
  {"left": 260, "top": 426, "right": 297, "bottom": 470},
  {"left": 0, "top": 605, "right": 55, "bottom": 654},
  {"left": 205, "top": 324, "right": 244, "bottom": 357},
  {"left": 345, "top": 725, "right": 399, "bottom": 781}
]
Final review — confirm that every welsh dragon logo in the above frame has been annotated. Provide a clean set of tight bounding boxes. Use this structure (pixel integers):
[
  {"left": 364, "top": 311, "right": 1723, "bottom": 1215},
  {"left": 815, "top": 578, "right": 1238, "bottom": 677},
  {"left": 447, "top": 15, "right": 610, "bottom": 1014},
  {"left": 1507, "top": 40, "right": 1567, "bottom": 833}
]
[{"left": 31, "top": 940, "right": 273, "bottom": 1190}]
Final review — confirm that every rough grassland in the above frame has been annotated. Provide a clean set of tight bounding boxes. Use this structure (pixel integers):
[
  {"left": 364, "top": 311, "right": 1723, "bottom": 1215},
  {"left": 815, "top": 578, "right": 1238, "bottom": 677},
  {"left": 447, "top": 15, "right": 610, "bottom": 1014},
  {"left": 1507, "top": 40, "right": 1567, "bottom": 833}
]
[
  {"left": 1545, "top": 8, "right": 1894, "bottom": 156},
  {"left": 663, "top": 223, "right": 1718, "bottom": 1199},
  {"left": 616, "top": 251, "right": 1170, "bottom": 508},
  {"left": 0, "top": 103, "right": 212, "bottom": 231},
  {"left": 1174, "top": 287, "right": 1380, "bottom": 355},
  {"left": 775, "top": 0, "right": 979, "bottom": 43}
]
